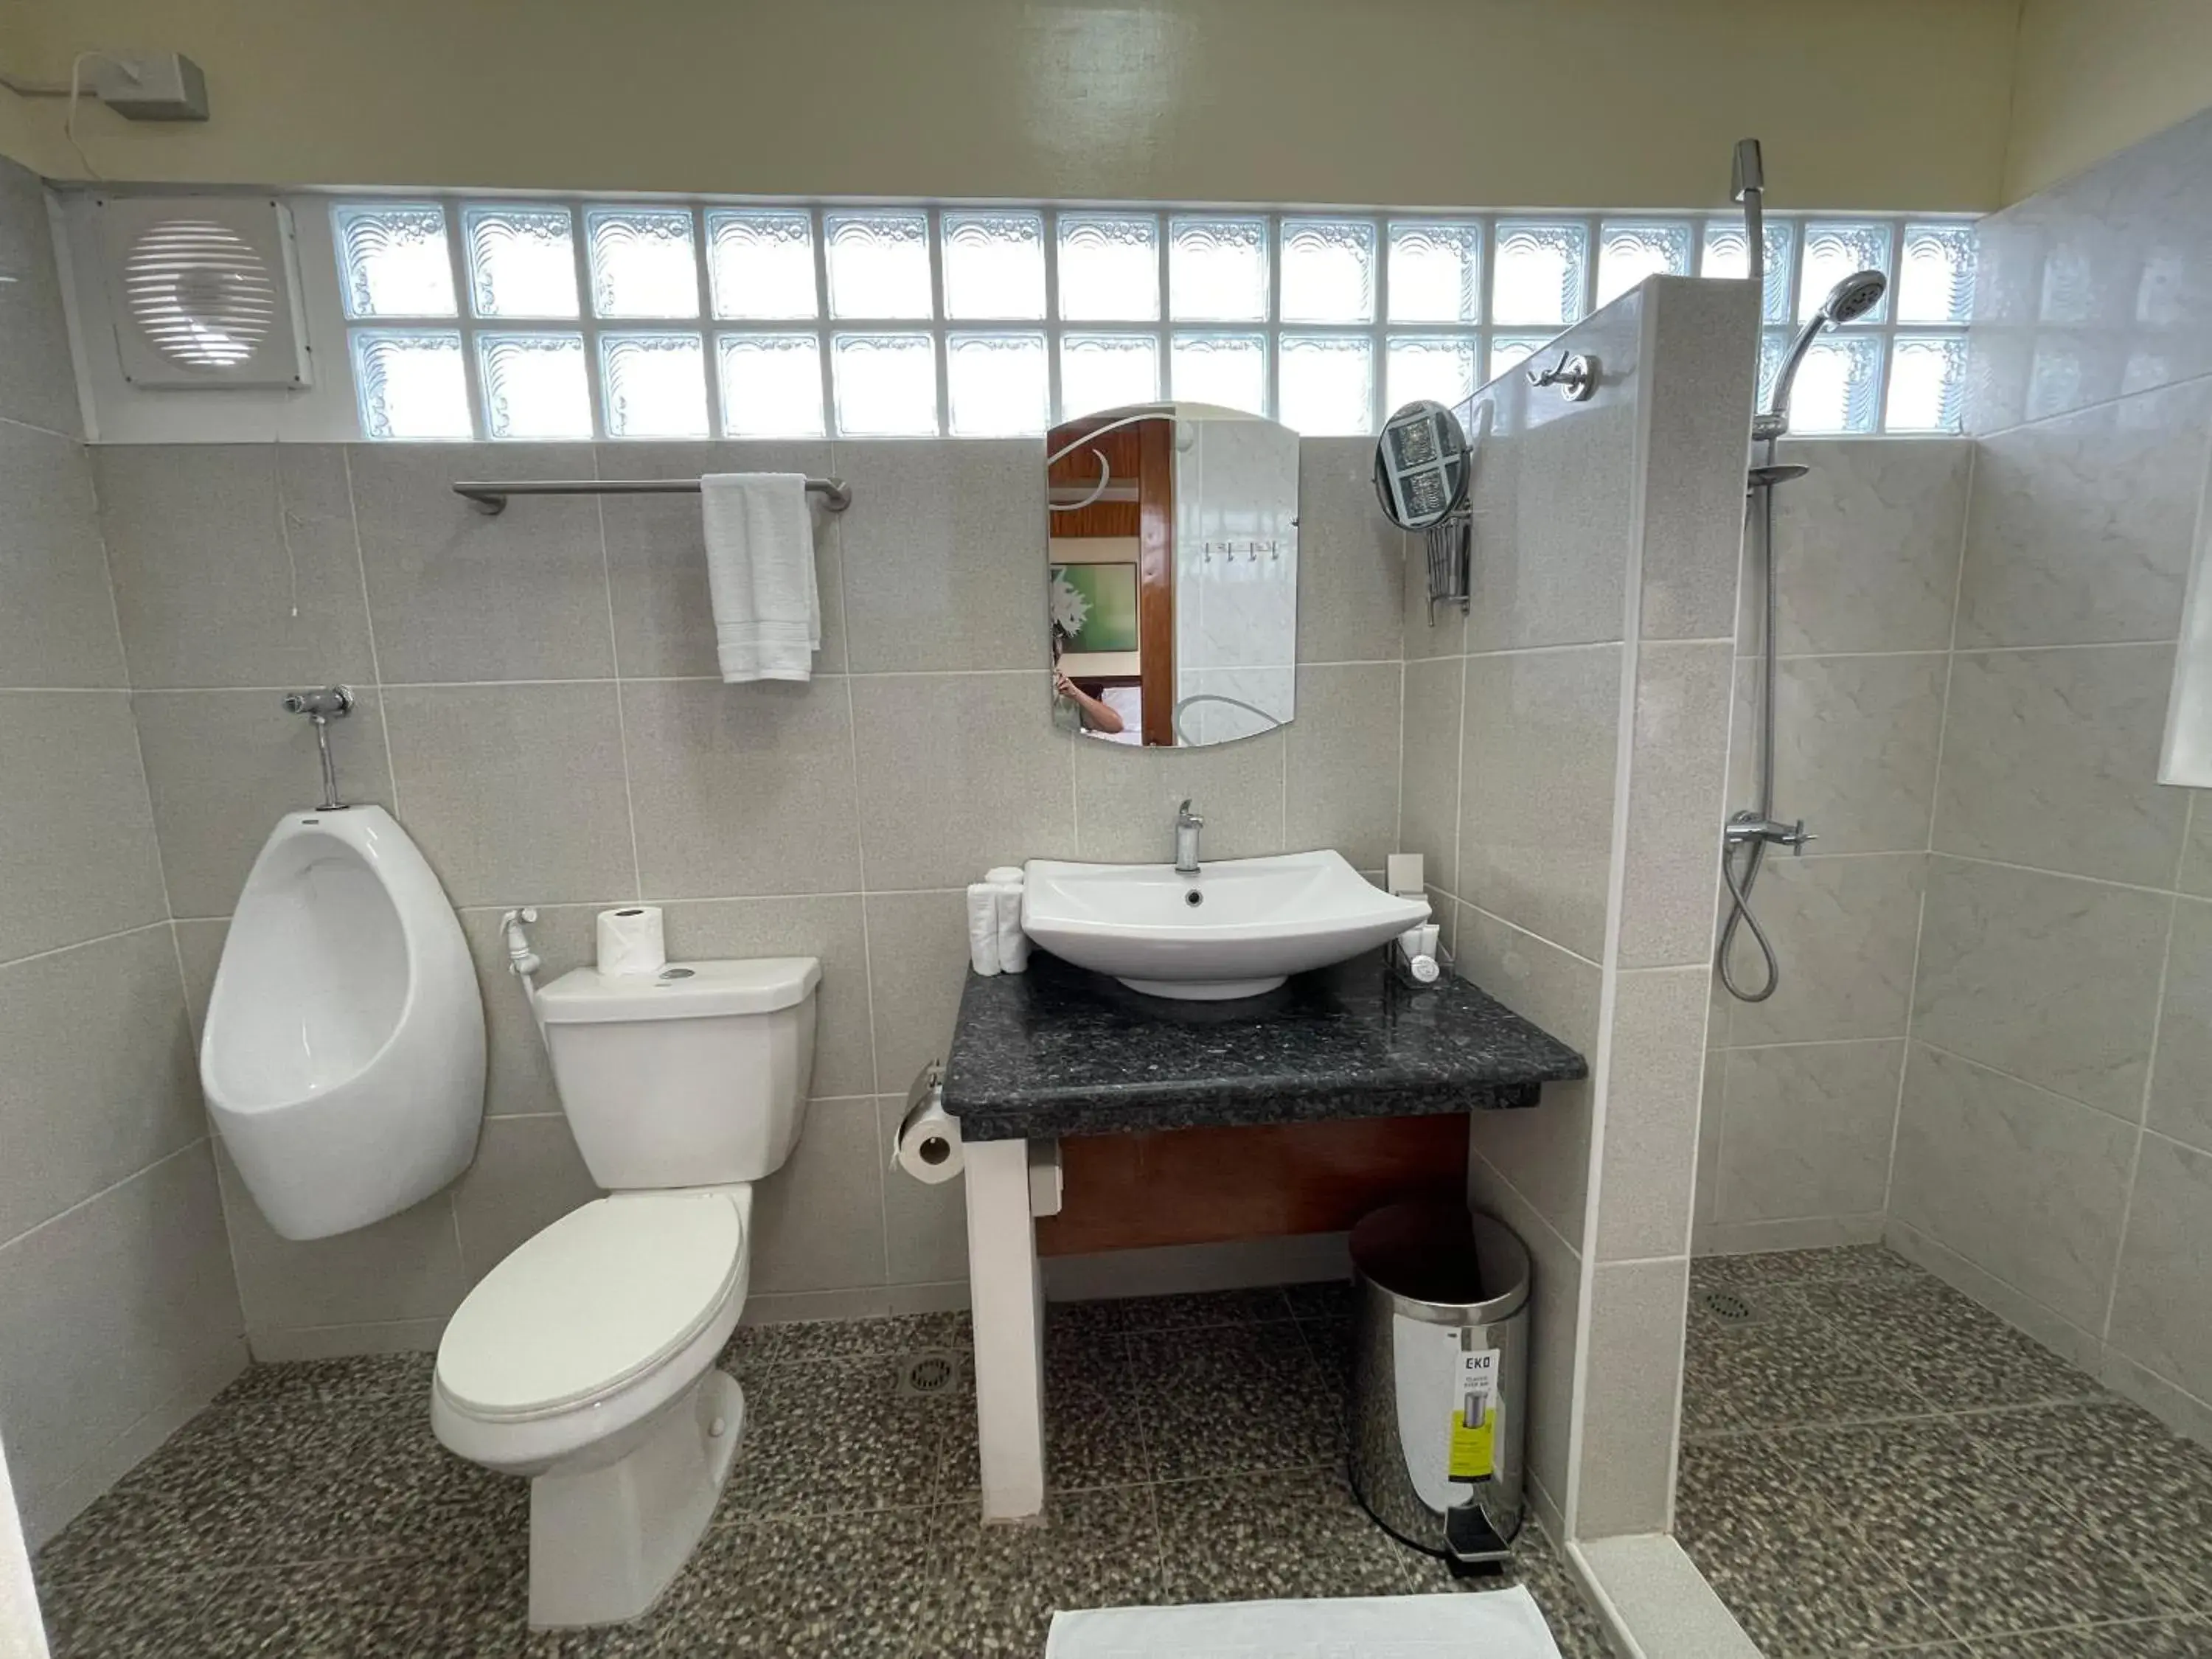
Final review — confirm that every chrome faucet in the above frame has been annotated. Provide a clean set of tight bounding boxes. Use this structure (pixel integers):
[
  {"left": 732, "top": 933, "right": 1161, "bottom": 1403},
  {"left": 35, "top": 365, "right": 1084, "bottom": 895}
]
[{"left": 1174, "top": 798, "right": 1204, "bottom": 874}]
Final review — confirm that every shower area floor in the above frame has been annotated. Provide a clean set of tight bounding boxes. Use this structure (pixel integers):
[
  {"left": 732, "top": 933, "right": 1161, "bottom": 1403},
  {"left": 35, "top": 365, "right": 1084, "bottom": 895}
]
[
  {"left": 1680, "top": 1245, "right": 2212, "bottom": 1656},
  {"left": 29, "top": 1285, "right": 1613, "bottom": 1658}
]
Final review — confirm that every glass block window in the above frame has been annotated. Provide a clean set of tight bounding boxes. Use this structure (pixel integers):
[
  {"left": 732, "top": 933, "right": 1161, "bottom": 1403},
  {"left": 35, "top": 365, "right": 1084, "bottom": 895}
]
[
  {"left": 718, "top": 333, "right": 825, "bottom": 438},
  {"left": 338, "top": 199, "right": 1967, "bottom": 439},
  {"left": 947, "top": 331, "right": 1048, "bottom": 436},
  {"left": 1060, "top": 333, "right": 1158, "bottom": 414},
  {"left": 1596, "top": 220, "right": 1694, "bottom": 309},
  {"left": 585, "top": 208, "right": 699, "bottom": 319},
  {"left": 1279, "top": 219, "right": 1376, "bottom": 324},
  {"left": 824, "top": 209, "right": 932, "bottom": 319},
  {"left": 942, "top": 212, "right": 1045, "bottom": 321},
  {"left": 464, "top": 205, "right": 579, "bottom": 319},
  {"left": 707, "top": 210, "right": 816, "bottom": 320},
  {"left": 1058, "top": 215, "right": 1159, "bottom": 321},
  {"left": 1170, "top": 217, "right": 1270, "bottom": 322},
  {"left": 334, "top": 205, "right": 456, "bottom": 319}
]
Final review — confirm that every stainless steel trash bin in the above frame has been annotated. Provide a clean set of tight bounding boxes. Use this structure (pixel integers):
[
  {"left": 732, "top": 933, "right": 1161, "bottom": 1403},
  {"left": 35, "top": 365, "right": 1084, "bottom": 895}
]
[{"left": 1347, "top": 1200, "right": 1529, "bottom": 1568}]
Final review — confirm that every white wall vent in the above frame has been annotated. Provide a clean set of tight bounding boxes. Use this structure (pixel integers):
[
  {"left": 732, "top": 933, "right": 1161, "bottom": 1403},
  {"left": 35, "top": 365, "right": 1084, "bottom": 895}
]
[{"left": 95, "top": 195, "right": 311, "bottom": 388}]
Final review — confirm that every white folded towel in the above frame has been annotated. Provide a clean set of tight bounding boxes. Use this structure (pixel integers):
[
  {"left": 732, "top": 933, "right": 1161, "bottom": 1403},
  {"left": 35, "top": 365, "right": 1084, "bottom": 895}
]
[
  {"left": 994, "top": 877, "right": 1029, "bottom": 974},
  {"left": 967, "top": 884, "right": 1002, "bottom": 976},
  {"left": 700, "top": 473, "right": 819, "bottom": 683}
]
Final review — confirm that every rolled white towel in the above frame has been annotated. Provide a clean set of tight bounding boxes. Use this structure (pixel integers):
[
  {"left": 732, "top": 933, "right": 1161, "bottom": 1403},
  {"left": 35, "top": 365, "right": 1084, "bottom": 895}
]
[
  {"left": 967, "top": 884, "right": 1002, "bottom": 976},
  {"left": 995, "top": 878, "right": 1029, "bottom": 973}
]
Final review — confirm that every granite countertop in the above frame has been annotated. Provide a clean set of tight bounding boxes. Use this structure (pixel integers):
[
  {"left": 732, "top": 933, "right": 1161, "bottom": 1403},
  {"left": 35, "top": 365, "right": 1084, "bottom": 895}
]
[{"left": 940, "top": 947, "right": 1588, "bottom": 1142}]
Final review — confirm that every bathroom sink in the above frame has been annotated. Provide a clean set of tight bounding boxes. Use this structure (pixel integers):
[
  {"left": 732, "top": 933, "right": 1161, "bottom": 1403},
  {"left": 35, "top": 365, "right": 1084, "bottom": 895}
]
[{"left": 1021, "top": 849, "right": 1431, "bottom": 1000}]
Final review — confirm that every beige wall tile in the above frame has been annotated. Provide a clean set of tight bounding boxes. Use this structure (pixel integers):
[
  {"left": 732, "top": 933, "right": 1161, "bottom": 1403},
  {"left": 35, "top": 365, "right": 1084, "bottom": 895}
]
[
  {"left": 0, "top": 1144, "right": 243, "bottom": 1510},
  {"left": 0, "top": 926, "right": 201, "bottom": 1243},
  {"left": 864, "top": 889, "right": 970, "bottom": 1099},
  {"left": 97, "top": 445, "right": 374, "bottom": 690},
  {"left": 1458, "top": 644, "right": 1621, "bottom": 961},
  {"left": 660, "top": 894, "right": 875, "bottom": 1100},
  {"left": 1724, "top": 854, "right": 1924, "bottom": 1046},
  {"left": 1618, "top": 640, "right": 1731, "bottom": 968},
  {"left": 1460, "top": 907, "right": 1602, "bottom": 1245},
  {"left": 2150, "top": 897, "right": 2212, "bottom": 1155},
  {"left": 1714, "top": 1040, "right": 1904, "bottom": 1225},
  {"left": 748, "top": 1096, "right": 886, "bottom": 1295},
  {"left": 597, "top": 439, "right": 845, "bottom": 677},
  {"left": 836, "top": 439, "right": 1044, "bottom": 672},
  {"left": 1744, "top": 653, "right": 1947, "bottom": 855},
  {"left": 1762, "top": 437, "right": 1969, "bottom": 655},
  {"left": 1295, "top": 436, "right": 1403, "bottom": 664},
  {"left": 2107, "top": 1134, "right": 2212, "bottom": 1405},
  {"left": 219, "top": 1141, "right": 470, "bottom": 1334},
  {"left": 382, "top": 682, "right": 635, "bottom": 907},
  {"left": 0, "top": 690, "right": 167, "bottom": 956},
  {"left": 1576, "top": 1256, "right": 1688, "bottom": 1537},
  {"left": 1956, "top": 379, "right": 2212, "bottom": 649},
  {"left": 133, "top": 686, "right": 395, "bottom": 919},
  {"left": 351, "top": 442, "right": 613, "bottom": 684},
  {"left": 1913, "top": 856, "right": 2170, "bottom": 1121},
  {"left": 2185, "top": 794, "right": 2212, "bottom": 898},
  {"left": 1891, "top": 1044, "right": 2135, "bottom": 1332},
  {"left": 1594, "top": 967, "right": 1710, "bottom": 1261},
  {"left": 1074, "top": 728, "right": 1284, "bottom": 863},
  {"left": 1284, "top": 663, "right": 1401, "bottom": 869},
  {"left": 451, "top": 1116, "right": 603, "bottom": 1286},
  {"left": 0, "top": 159, "right": 83, "bottom": 439},
  {"left": 1397, "top": 655, "right": 1464, "bottom": 896},
  {"left": 877, "top": 1094, "right": 968, "bottom": 1287},
  {"left": 1638, "top": 277, "right": 1759, "bottom": 643},
  {"left": 1466, "top": 1153, "right": 1580, "bottom": 1520},
  {"left": 172, "top": 917, "right": 226, "bottom": 1046},
  {"left": 0, "top": 425, "right": 122, "bottom": 687},
  {"left": 850, "top": 673, "right": 1074, "bottom": 890},
  {"left": 1933, "top": 644, "right": 2188, "bottom": 888},
  {"left": 622, "top": 676, "right": 863, "bottom": 898}
]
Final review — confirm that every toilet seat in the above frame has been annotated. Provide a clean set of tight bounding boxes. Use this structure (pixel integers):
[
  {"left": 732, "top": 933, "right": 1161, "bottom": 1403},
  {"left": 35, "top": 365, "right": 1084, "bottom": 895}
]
[{"left": 438, "top": 1191, "right": 746, "bottom": 1422}]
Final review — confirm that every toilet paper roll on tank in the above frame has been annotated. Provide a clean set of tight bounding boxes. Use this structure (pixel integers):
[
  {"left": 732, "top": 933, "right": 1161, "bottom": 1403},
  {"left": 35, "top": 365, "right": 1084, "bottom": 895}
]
[{"left": 596, "top": 905, "right": 667, "bottom": 976}]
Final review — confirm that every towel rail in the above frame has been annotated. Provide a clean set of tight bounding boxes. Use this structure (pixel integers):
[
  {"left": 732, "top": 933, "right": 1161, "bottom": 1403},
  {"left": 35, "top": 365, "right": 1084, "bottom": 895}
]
[{"left": 453, "top": 476, "right": 851, "bottom": 515}]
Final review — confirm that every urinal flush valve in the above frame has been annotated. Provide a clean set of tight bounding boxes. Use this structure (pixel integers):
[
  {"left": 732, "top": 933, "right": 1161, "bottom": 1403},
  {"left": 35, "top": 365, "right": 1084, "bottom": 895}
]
[{"left": 282, "top": 686, "right": 355, "bottom": 812}]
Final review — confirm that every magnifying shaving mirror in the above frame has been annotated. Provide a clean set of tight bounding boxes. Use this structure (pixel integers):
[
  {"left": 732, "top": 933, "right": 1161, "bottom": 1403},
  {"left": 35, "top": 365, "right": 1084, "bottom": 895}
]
[{"left": 1371, "top": 399, "right": 1472, "bottom": 531}]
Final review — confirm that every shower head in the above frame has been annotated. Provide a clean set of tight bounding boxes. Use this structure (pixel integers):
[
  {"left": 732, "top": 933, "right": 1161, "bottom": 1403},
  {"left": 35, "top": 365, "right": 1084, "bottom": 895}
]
[
  {"left": 1755, "top": 268, "right": 1889, "bottom": 440},
  {"left": 1817, "top": 269, "right": 1887, "bottom": 324}
]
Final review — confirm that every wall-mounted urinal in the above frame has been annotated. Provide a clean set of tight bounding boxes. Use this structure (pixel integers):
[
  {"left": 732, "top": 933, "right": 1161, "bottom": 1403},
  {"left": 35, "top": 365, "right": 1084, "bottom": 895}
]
[{"left": 201, "top": 805, "right": 485, "bottom": 1241}]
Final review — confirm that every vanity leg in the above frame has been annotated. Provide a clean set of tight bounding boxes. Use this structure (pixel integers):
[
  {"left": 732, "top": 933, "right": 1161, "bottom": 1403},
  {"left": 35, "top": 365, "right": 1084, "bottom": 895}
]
[{"left": 964, "top": 1136, "right": 1046, "bottom": 1522}]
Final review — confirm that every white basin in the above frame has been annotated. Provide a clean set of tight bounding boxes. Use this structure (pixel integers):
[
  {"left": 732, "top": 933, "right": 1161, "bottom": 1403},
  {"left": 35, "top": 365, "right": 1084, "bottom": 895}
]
[{"left": 1022, "top": 849, "right": 1433, "bottom": 1000}]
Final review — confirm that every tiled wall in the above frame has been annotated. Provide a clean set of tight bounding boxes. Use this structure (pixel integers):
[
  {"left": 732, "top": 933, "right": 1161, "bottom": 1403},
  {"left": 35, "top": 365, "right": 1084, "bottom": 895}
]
[
  {"left": 1882, "top": 105, "right": 2212, "bottom": 1444},
  {"left": 0, "top": 156, "right": 247, "bottom": 1548},
  {"left": 1402, "top": 276, "right": 1759, "bottom": 1540},
  {"left": 1697, "top": 438, "right": 1972, "bottom": 1252},
  {"left": 100, "top": 434, "right": 1407, "bottom": 1355}
]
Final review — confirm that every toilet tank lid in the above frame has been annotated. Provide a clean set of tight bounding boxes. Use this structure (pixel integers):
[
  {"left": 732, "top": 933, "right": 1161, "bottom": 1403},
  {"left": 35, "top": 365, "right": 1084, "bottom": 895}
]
[{"left": 536, "top": 957, "right": 821, "bottom": 1023}]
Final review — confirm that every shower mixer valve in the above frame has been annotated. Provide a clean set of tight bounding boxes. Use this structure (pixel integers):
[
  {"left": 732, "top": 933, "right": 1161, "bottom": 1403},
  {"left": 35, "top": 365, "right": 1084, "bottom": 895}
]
[{"left": 1725, "top": 810, "right": 1815, "bottom": 854}]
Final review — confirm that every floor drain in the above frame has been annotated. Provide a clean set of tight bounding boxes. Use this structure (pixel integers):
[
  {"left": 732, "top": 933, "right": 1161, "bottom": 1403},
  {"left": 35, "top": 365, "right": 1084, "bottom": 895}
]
[
  {"left": 1699, "top": 1288, "right": 1755, "bottom": 1324},
  {"left": 895, "top": 1349, "right": 962, "bottom": 1399}
]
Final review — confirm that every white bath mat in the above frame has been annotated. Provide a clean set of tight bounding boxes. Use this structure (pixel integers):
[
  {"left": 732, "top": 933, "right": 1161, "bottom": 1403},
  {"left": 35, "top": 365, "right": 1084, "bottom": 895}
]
[{"left": 1046, "top": 1587, "right": 1565, "bottom": 1658}]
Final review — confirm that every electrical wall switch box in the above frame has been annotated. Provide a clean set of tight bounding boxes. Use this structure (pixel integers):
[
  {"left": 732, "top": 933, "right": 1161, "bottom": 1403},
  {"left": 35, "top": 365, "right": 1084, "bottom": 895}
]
[
  {"left": 94, "top": 53, "right": 209, "bottom": 121},
  {"left": 1386, "top": 852, "right": 1425, "bottom": 897}
]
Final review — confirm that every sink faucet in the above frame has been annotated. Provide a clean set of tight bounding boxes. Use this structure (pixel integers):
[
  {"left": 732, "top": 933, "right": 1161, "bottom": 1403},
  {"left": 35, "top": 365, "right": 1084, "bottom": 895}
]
[{"left": 1175, "top": 798, "right": 1204, "bottom": 874}]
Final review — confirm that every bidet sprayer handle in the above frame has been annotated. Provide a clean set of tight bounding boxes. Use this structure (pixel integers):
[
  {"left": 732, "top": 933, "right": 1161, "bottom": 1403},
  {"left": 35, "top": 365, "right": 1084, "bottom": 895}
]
[{"left": 500, "top": 907, "right": 542, "bottom": 977}]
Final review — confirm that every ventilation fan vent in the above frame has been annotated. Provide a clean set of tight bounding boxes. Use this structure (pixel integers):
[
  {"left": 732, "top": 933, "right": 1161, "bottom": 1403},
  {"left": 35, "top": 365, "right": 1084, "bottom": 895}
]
[
  {"left": 122, "top": 218, "right": 276, "bottom": 370},
  {"left": 97, "top": 195, "right": 310, "bottom": 389}
]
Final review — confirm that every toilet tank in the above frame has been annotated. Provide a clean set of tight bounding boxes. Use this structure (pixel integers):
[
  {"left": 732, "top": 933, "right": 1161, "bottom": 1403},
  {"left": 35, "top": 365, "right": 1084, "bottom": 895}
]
[{"left": 533, "top": 958, "right": 819, "bottom": 1190}]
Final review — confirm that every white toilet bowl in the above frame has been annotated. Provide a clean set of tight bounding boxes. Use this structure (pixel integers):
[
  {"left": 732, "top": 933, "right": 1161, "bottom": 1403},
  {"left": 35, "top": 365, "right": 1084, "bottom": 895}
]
[{"left": 434, "top": 1186, "right": 754, "bottom": 1629}]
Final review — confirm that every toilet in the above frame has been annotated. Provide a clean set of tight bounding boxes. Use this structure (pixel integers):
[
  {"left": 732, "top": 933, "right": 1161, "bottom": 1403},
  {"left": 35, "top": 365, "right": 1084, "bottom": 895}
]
[{"left": 431, "top": 956, "right": 821, "bottom": 1630}]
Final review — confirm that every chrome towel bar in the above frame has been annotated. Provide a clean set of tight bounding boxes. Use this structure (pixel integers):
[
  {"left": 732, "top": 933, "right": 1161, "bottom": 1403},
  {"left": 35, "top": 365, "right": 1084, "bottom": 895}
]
[{"left": 453, "top": 476, "right": 852, "bottom": 515}]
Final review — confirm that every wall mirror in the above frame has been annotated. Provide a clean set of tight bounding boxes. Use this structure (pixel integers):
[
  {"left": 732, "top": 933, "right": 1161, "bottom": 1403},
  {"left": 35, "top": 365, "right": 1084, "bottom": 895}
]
[{"left": 1046, "top": 402, "right": 1298, "bottom": 748}]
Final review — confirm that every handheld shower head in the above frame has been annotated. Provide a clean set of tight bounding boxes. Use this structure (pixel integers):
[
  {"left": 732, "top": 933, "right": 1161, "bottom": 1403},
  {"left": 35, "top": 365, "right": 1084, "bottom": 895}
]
[
  {"left": 1818, "top": 269, "right": 1887, "bottom": 324},
  {"left": 1755, "top": 268, "right": 1888, "bottom": 439}
]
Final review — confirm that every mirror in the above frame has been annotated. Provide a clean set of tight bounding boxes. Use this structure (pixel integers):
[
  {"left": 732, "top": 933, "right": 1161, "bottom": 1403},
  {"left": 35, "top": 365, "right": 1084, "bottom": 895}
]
[
  {"left": 1046, "top": 402, "right": 1299, "bottom": 747},
  {"left": 1372, "top": 399, "right": 1471, "bottom": 529}
]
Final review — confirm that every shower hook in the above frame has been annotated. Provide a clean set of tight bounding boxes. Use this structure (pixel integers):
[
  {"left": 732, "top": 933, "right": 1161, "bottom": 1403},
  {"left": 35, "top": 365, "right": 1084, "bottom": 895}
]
[
  {"left": 282, "top": 685, "right": 355, "bottom": 812},
  {"left": 1527, "top": 351, "right": 1598, "bottom": 403}
]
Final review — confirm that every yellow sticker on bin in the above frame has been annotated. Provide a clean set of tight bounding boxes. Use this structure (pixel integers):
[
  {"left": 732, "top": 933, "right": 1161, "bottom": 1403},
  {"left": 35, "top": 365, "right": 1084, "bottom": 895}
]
[{"left": 1450, "top": 1347, "right": 1499, "bottom": 1481}]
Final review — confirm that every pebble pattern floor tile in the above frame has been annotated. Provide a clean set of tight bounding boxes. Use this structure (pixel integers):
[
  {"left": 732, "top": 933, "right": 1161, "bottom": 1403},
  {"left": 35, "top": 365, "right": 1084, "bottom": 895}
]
[
  {"left": 33, "top": 1286, "right": 1609, "bottom": 1658},
  {"left": 1680, "top": 1245, "right": 2212, "bottom": 1659}
]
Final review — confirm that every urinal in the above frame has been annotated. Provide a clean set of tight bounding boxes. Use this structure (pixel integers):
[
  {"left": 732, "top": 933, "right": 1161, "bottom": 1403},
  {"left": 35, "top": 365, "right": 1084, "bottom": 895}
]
[{"left": 201, "top": 806, "right": 485, "bottom": 1241}]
